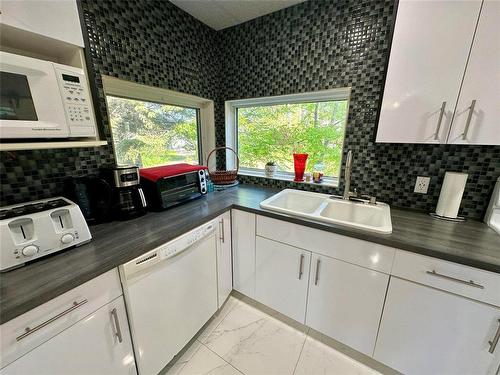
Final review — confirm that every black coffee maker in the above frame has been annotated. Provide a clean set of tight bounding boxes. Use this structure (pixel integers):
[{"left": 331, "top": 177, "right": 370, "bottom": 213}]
[{"left": 100, "top": 165, "right": 147, "bottom": 220}]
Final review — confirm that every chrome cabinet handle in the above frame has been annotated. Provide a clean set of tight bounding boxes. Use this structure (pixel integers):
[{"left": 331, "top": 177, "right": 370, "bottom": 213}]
[
  {"left": 219, "top": 219, "right": 225, "bottom": 243},
  {"left": 434, "top": 101, "right": 447, "bottom": 140},
  {"left": 298, "top": 254, "right": 304, "bottom": 280},
  {"left": 111, "top": 307, "right": 123, "bottom": 343},
  {"left": 488, "top": 319, "right": 500, "bottom": 354},
  {"left": 462, "top": 99, "right": 476, "bottom": 140},
  {"left": 314, "top": 259, "right": 321, "bottom": 285},
  {"left": 138, "top": 188, "right": 147, "bottom": 208},
  {"left": 426, "top": 270, "right": 484, "bottom": 289},
  {"left": 16, "top": 300, "right": 88, "bottom": 342}
]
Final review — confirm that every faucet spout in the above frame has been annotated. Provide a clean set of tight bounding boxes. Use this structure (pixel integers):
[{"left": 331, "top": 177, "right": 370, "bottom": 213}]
[{"left": 343, "top": 150, "right": 353, "bottom": 200}]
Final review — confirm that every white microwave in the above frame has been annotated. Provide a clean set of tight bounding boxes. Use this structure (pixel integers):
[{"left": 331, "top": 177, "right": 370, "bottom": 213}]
[{"left": 0, "top": 51, "right": 97, "bottom": 138}]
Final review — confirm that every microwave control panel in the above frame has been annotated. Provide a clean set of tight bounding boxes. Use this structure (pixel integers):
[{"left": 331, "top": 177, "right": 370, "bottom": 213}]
[{"left": 54, "top": 65, "right": 96, "bottom": 137}]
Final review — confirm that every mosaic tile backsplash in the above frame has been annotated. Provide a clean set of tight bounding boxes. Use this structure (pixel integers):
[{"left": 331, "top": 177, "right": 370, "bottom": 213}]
[
  {"left": 1, "top": 0, "right": 221, "bottom": 206},
  {"left": 1, "top": 0, "right": 499, "bottom": 220},
  {"left": 220, "top": 0, "right": 500, "bottom": 219}
]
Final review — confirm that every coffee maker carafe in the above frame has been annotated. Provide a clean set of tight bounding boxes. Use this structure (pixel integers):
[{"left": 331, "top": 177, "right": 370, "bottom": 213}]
[{"left": 100, "top": 165, "right": 147, "bottom": 220}]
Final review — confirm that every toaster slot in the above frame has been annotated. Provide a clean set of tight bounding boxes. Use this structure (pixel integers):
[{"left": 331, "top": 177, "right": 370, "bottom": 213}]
[
  {"left": 50, "top": 209, "right": 73, "bottom": 232},
  {"left": 8, "top": 218, "right": 35, "bottom": 244}
]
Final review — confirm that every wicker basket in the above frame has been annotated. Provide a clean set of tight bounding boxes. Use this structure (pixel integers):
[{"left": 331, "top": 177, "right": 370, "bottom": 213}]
[{"left": 206, "top": 146, "right": 239, "bottom": 185}]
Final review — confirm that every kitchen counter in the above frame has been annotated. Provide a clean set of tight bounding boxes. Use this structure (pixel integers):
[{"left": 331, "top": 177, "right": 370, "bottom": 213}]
[{"left": 1, "top": 184, "right": 499, "bottom": 324}]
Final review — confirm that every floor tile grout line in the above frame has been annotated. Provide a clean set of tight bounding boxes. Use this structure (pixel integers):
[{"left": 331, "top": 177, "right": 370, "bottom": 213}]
[
  {"left": 291, "top": 327, "right": 310, "bottom": 375},
  {"left": 173, "top": 341, "right": 204, "bottom": 375},
  {"left": 200, "top": 341, "right": 246, "bottom": 375},
  {"left": 199, "top": 297, "right": 241, "bottom": 343}
]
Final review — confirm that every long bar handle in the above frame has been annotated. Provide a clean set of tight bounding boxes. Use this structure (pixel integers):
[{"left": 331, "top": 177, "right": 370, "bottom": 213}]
[
  {"left": 462, "top": 99, "right": 476, "bottom": 140},
  {"left": 298, "top": 254, "right": 304, "bottom": 280},
  {"left": 219, "top": 219, "right": 225, "bottom": 243},
  {"left": 314, "top": 259, "right": 321, "bottom": 285},
  {"left": 16, "top": 300, "right": 88, "bottom": 342},
  {"left": 111, "top": 307, "right": 123, "bottom": 343},
  {"left": 434, "top": 101, "right": 447, "bottom": 140},
  {"left": 488, "top": 319, "right": 500, "bottom": 354},
  {"left": 426, "top": 270, "right": 484, "bottom": 289}
]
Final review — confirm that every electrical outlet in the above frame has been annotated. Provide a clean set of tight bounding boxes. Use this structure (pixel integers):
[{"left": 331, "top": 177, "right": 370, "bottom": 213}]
[{"left": 414, "top": 176, "right": 431, "bottom": 194}]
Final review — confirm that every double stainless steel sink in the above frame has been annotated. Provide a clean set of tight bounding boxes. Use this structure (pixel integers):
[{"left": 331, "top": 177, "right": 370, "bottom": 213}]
[{"left": 260, "top": 189, "right": 392, "bottom": 234}]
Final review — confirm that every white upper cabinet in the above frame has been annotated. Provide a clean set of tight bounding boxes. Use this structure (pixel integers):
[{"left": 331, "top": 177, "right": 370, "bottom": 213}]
[
  {"left": 447, "top": 0, "right": 500, "bottom": 145},
  {"left": 0, "top": 0, "right": 84, "bottom": 47},
  {"left": 376, "top": 0, "right": 486, "bottom": 144}
]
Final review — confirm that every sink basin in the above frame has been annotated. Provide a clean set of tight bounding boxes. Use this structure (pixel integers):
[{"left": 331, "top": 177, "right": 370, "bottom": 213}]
[
  {"left": 263, "top": 189, "right": 326, "bottom": 214},
  {"left": 260, "top": 189, "right": 392, "bottom": 234}
]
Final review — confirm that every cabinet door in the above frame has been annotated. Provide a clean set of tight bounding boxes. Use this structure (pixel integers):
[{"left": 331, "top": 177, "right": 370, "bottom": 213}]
[
  {"left": 231, "top": 210, "right": 256, "bottom": 298},
  {"left": 0, "top": 1, "right": 84, "bottom": 47},
  {"left": 448, "top": 0, "right": 500, "bottom": 145},
  {"left": 255, "top": 237, "right": 311, "bottom": 323},
  {"left": 374, "top": 278, "right": 500, "bottom": 375},
  {"left": 306, "top": 254, "right": 389, "bottom": 356},
  {"left": 217, "top": 211, "right": 233, "bottom": 307},
  {"left": 1, "top": 297, "right": 136, "bottom": 375},
  {"left": 376, "top": 0, "right": 482, "bottom": 143}
]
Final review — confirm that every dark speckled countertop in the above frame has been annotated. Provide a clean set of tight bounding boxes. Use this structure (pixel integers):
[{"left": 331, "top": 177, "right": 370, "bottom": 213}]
[{"left": 1, "top": 185, "right": 499, "bottom": 324}]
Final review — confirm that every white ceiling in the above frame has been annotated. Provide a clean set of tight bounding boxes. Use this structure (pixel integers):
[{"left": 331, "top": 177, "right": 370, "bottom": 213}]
[{"left": 169, "top": 0, "right": 306, "bottom": 31}]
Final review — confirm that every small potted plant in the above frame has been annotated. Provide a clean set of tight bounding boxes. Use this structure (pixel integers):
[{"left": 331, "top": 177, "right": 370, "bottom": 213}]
[{"left": 265, "top": 161, "right": 277, "bottom": 178}]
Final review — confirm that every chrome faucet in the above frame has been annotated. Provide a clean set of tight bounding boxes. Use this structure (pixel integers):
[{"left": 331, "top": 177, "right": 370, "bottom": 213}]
[
  {"left": 343, "top": 150, "right": 353, "bottom": 200},
  {"left": 341, "top": 149, "right": 377, "bottom": 204}
]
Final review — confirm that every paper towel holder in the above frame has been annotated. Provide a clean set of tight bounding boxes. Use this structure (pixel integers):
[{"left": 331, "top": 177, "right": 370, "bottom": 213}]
[{"left": 429, "top": 171, "right": 468, "bottom": 222}]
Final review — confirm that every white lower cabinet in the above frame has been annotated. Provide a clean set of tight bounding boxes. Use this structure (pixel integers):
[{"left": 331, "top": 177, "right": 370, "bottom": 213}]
[
  {"left": 255, "top": 236, "right": 311, "bottom": 323},
  {"left": 232, "top": 209, "right": 256, "bottom": 298},
  {"left": 1, "top": 296, "right": 136, "bottom": 375},
  {"left": 374, "top": 277, "right": 500, "bottom": 375},
  {"left": 306, "top": 254, "right": 389, "bottom": 356},
  {"left": 216, "top": 211, "right": 233, "bottom": 307}
]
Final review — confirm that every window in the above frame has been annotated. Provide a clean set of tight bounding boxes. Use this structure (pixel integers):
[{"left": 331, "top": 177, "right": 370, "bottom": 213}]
[
  {"left": 102, "top": 76, "right": 215, "bottom": 168},
  {"left": 107, "top": 96, "right": 200, "bottom": 167},
  {"left": 226, "top": 89, "right": 350, "bottom": 184}
]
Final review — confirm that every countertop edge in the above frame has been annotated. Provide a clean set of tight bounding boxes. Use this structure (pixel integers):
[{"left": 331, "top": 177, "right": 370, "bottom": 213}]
[{"left": 1, "top": 187, "right": 499, "bottom": 324}]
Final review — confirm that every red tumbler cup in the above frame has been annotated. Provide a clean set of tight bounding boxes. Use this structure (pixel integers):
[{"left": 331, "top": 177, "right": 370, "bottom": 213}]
[{"left": 293, "top": 153, "right": 308, "bottom": 182}]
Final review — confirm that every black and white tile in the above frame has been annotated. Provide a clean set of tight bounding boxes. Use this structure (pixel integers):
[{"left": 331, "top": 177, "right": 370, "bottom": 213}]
[
  {"left": 1, "top": 0, "right": 498, "bottom": 219},
  {"left": 219, "top": 0, "right": 500, "bottom": 219}
]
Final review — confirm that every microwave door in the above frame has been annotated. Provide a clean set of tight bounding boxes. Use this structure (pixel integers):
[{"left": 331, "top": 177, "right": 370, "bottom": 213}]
[{"left": 0, "top": 51, "right": 69, "bottom": 138}]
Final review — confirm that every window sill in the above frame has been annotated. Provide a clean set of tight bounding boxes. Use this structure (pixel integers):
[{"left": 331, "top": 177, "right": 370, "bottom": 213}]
[{"left": 238, "top": 169, "right": 339, "bottom": 188}]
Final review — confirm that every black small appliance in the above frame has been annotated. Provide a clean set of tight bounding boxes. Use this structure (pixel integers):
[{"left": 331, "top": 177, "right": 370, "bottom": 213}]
[
  {"left": 64, "top": 175, "right": 113, "bottom": 224},
  {"left": 100, "top": 165, "right": 147, "bottom": 220}
]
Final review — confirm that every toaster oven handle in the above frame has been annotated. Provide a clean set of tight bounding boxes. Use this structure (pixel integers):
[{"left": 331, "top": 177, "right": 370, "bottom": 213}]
[{"left": 138, "top": 188, "right": 147, "bottom": 208}]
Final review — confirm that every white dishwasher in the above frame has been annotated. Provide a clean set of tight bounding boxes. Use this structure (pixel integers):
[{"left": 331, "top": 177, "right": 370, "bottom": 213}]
[{"left": 120, "top": 221, "right": 218, "bottom": 375}]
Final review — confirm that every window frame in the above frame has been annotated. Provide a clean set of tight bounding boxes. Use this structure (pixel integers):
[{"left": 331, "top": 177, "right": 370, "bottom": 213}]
[
  {"left": 102, "top": 75, "right": 215, "bottom": 166},
  {"left": 225, "top": 88, "right": 351, "bottom": 186}
]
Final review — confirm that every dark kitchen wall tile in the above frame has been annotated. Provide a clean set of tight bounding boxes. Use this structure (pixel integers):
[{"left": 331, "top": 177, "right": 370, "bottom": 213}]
[
  {"left": 0, "top": 0, "right": 222, "bottom": 206},
  {"left": 1, "top": 0, "right": 498, "bottom": 220},
  {"left": 219, "top": 0, "right": 500, "bottom": 219}
]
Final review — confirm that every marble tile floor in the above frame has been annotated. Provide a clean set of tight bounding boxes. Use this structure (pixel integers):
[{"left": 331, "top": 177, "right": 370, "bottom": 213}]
[{"left": 163, "top": 295, "right": 381, "bottom": 375}]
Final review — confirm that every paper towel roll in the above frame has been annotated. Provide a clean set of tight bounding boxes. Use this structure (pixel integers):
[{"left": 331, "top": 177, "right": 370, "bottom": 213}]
[{"left": 435, "top": 172, "right": 468, "bottom": 218}]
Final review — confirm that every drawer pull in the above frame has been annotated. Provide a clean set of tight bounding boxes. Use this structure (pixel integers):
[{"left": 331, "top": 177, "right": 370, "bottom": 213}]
[
  {"left": 426, "top": 270, "right": 484, "bottom": 289},
  {"left": 16, "top": 300, "right": 88, "bottom": 342},
  {"left": 111, "top": 307, "right": 123, "bottom": 343},
  {"left": 488, "top": 319, "right": 500, "bottom": 354}
]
